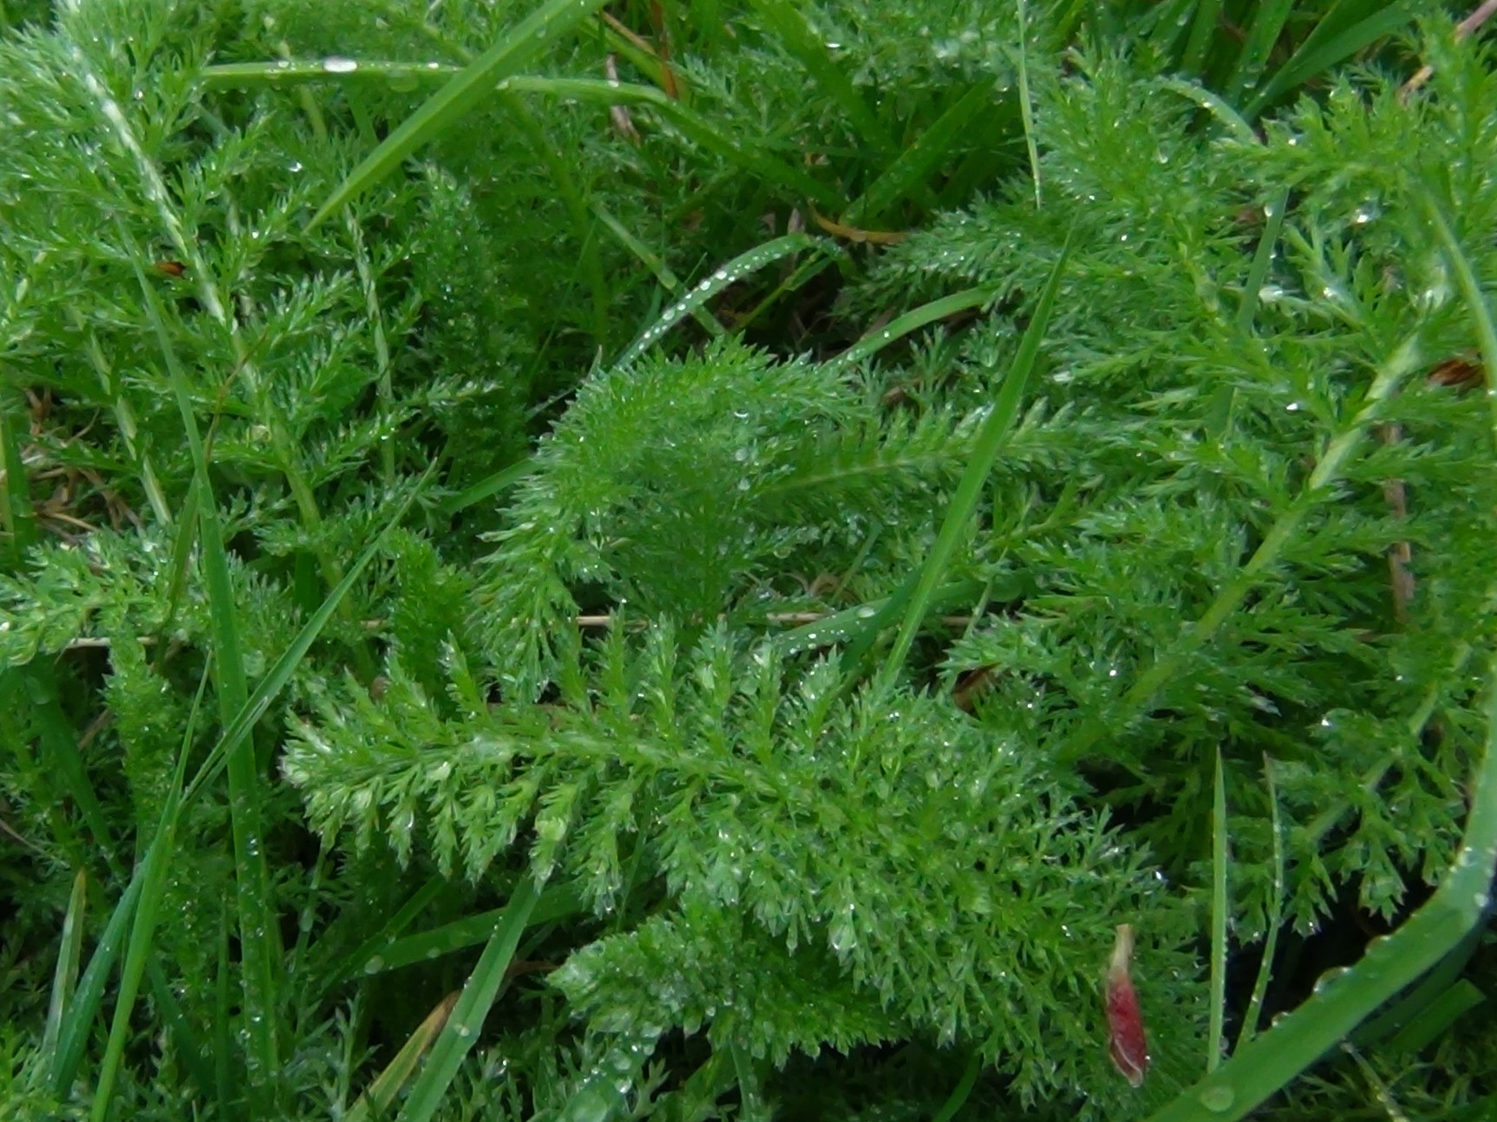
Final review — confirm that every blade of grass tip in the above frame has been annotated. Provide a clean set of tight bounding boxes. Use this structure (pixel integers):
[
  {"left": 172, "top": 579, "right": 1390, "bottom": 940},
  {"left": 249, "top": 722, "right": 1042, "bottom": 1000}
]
[
  {"left": 89, "top": 676, "right": 198, "bottom": 1122},
  {"left": 183, "top": 466, "right": 435, "bottom": 808},
  {"left": 1424, "top": 187, "right": 1497, "bottom": 446},
  {"left": 878, "top": 230, "right": 1074, "bottom": 687},
  {"left": 1243, "top": 3, "right": 1415, "bottom": 120},
  {"left": 502, "top": 76, "right": 843, "bottom": 209},
  {"left": 23, "top": 667, "right": 119, "bottom": 873},
  {"left": 930, "top": 1051, "right": 982, "bottom": 1122},
  {"left": 844, "top": 81, "right": 992, "bottom": 227},
  {"left": 1160, "top": 78, "right": 1259, "bottom": 147},
  {"left": 592, "top": 200, "right": 725, "bottom": 337},
  {"left": 395, "top": 878, "right": 543, "bottom": 1122},
  {"left": 1235, "top": 187, "right": 1290, "bottom": 334},
  {"left": 1235, "top": 754, "right": 1285, "bottom": 1051},
  {"left": 125, "top": 232, "right": 281, "bottom": 1082},
  {"left": 45, "top": 683, "right": 209, "bottom": 1097},
  {"left": 613, "top": 233, "right": 832, "bottom": 368},
  {"left": 1353, "top": 911, "right": 1490, "bottom": 1048},
  {"left": 144, "top": 959, "right": 220, "bottom": 1100},
  {"left": 1015, "top": 0, "right": 1041, "bottom": 210},
  {"left": 1142, "top": 660, "right": 1497, "bottom": 1122},
  {"left": 315, "top": 875, "right": 447, "bottom": 1001},
  {"left": 1208, "top": 747, "right": 1229, "bottom": 1072},
  {"left": 152, "top": 475, "right": 200, "bottom": 661},
  {"left": 1224, "top": 0, "right": 1293, "bottom": 103},
  {"left": 824, "top": 286, "right": 998, "bottom": 376},
  {"left": 39, "top": 869, "right": 88, "bottom": 1081},
  {"left": 345, "top": 992, "right": 461, "bottom": 1122},
  {"left": 306, "top": 0, "right": 614, "bottom": 231}
]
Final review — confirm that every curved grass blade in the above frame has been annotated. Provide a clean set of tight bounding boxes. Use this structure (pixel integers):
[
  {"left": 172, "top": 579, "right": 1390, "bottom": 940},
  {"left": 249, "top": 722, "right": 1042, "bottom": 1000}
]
[
  {"left": 614, "top": 233, "right": 832, "bottom": 368},
  {"left": 878, "top": 230, "right": 1074, "bottom": 685},
  {"left": 1208, "top": 747, "right": 1228, "bottom": 1072},
  {"left": 395, "top": 878, "right": 543, "bottom": 1122},
  {"left": 306, "top": 0, "right": 613, "bottom": 231},
  {"left": 1143, "top": 662, "right": 1497, "bottom": 1122},
  {"left": 365, "top": 884, "right": 583, "bottom": 976},
  {"left": 199, "top": 58, "right": 459, "bottom": 89},
  {"left": 825, "top": 286, "right": 997, "bottom": 376}
]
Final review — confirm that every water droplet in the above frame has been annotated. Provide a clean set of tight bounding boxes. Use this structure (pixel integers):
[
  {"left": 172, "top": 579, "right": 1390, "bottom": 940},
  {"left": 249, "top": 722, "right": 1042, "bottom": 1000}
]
[
  {"left": 364, "top": 955, "right": 384, "bottom": 974},
  {"left": 1199, "top": 1086, "right": 1235, "bottom": 1112},
  {"left": 323, "top": 56, "right": 358, "bottom": 74}
]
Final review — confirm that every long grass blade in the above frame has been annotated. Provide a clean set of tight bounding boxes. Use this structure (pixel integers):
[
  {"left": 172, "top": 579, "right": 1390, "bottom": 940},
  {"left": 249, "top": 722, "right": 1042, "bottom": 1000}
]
[
  {"left": 844, "top": 81, "right": 991, "bottom": 226},
  {"left": 127, "top": 232, "right": 281, "bottom": 1083},
  {"left": 88, "top": 667, "right": 202, "bottom": 1122},
  {"left": 1235, "top": 755, "right": 1285, "bottom": 1050},
  {"left": 614, "top": 234, "right": 832, "bottom": 368},
  {"left": 395, "top": 878, "right": 543, "bottom": 1122},
  {"left": 1424, "top": 186, "right": 1497, "bottom": 446},
  {"left": 1224, "top": 0, "right": 1294, "bottom": 103},
  {"left": 1143, "top": 661, "right": 1497, "bottom": 1122},
  {"left": 878, "top": 230, "right": 1074, "bottom": 684},
  {"left": 1014, "top": 0, "right": 1041, "bottom": 209},
  {"left": 345, "top": 992, "right": 460, "bottom": 1122},
  {"left": 364, "top": 885, "right": 583, "bottom": 976},
  {"left": 1208, "top": 747, "right": 1228, "bottom": 1072},
  {"left": 38, "top": 869, "right": 88, "bottom": 1081},
  {"left": 1243, "top": 3, "right": 1414, "bottom": 120},
  {"left": 824, "top": 287, "right": 999, "bottom": 376},
  {"left": 307, "top": 0, "right": 613, "bottom": 230}
]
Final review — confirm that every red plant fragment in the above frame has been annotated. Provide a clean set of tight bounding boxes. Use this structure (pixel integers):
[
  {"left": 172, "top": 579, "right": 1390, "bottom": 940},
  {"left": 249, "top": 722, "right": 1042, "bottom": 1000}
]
[{"left": 1106, "top": 923, "right": 1150, "bottom": 1087}]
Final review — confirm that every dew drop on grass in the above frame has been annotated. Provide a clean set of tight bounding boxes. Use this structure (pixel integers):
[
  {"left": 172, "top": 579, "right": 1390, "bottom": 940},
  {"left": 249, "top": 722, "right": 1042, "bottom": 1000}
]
[
  {"left": 364, "top": 955, "right": 384, "bottom": 973},
  {"left": 1199, "top": 1086, "right": 1235, "bottom": 1112},
  {"left": 323, "top": 56, "right": 358, "bottom": 73}
]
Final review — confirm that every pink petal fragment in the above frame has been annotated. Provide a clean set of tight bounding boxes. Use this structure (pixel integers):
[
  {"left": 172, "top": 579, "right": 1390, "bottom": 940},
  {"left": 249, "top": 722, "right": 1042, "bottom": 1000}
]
[{"left": 1106, "top": 923, "right": 1150, "bottom": 1087}]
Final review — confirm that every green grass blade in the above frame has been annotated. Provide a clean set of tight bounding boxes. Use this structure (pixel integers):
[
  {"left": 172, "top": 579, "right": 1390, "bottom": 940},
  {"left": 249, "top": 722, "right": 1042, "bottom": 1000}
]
[
  {"left": 315, "top": 876, "right": 447, "bottom": 1001},
  {"left": 126, "top": 232, "right": 281, "bottom": 1082},
  {"left": 0, "top": 406, "right": 38, "bottom": 560},
  {"left": 1063, "top": 330, "right": 1425, "bottom": 764},
  {"left": 199, "top": 59, "right": 460, "bottom": 89},
  {"left": 1224, "top": 0, "right": 1294, "bottom": 103},
  {"left": 346, "top": 993, "right": 459, "bottom": 1122},
  {"left": 844, "top": 81, "right": 991, "bottom": 226},
  {"left": 931, "top": 1050, "right": 982, "bottom": 1122},
  {"left": 1424, "top": 186, "right": 1497, "bottom": 446},
  {"left": 50, "top": 875, "right": 143, "bottom": 1095},
  {"left": 1208, "top": 747, "right": 1228, "bottom": 1072},
  {"left": 1160, "top": 77, "right": 1258, "bottom": 147},
  {"left": 395, "top": 878, "right": 543, "bottom": 1122},
  {"left": 748, "top": 0, "right": 895, "bottom": 155},
  {"left": 306, "top": 0, "right": 613, "bottom": 230},
  {"left": 1243, "top": 3, "right": 1414, "bottom": 120},
  {"left": 1180, "top": 0, "right": 1221, "bottom": 77},
  {"left": 39, "top": 869, "right": 88, "bottom": 1080},
  {"left": 1236, "top": 755, "right": 1285, "bottom": 1050},
  {"left": 591, "top": 200, "right": 725, "bottom": 337},
  {"left": 1386, "top": 980, "right": 1486, "bottom": 1054},
  {"left": 183, "top": 468, "right": 434, "bottom": 806},
  {"left": 89, "top": 673, "right": 200, "bottom": 1121},
  {"left": 437, "top": 458, "right": 535, "bottom": 516},
  {"left": 824, "top": 287, "right": 998, "bottom": 376},
  {"left": 1015, "top": 0, "right": 1041, "bottom": 209},
  {"left": 878, "top": 230, "right": 1074, "bottom": 685},
  {"left": 1236, "top": 188, "right": 1290, "bottom": 334},
  {"left": 365, "top": 885, "right": 583, "bottom": 976},
  {"left": 1143, "top": 661, "right": 1497, "bottom": 1122},
  {"left": 614, "top": 233, "right": 832, "bottom": 367}
]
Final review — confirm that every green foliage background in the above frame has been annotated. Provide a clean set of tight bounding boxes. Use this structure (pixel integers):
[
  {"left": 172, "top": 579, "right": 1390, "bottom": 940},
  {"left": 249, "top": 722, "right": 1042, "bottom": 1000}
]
[{"left": 1, "top": 1, "right": 1495, "bottom": 1120}]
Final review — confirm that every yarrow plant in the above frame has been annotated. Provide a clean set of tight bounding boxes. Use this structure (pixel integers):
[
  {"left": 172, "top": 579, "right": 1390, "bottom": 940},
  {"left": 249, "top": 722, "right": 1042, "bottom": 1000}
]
[{"left": 1, "top": 2, "right": 1496, "bottom": 1121}]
